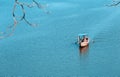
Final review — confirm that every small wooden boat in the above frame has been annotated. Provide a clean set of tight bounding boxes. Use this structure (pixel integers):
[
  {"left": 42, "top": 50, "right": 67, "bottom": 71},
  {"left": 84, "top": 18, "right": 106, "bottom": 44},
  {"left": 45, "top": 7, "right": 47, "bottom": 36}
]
[
  {"left": 80, "top": 41, "right": 89, "bottom": 47},
  {"left": 77, "top": 34, "right": 89, "bottom": 47}
]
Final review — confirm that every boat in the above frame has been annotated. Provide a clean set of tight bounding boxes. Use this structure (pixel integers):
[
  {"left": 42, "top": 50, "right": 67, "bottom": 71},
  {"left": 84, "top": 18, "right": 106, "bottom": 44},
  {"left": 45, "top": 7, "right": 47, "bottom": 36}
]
[
  {"left": 80, "top": 41, "right": 89, "bottom": 47},
  {"left": 77, "top": 34, "right": 89, "bottom": 47}
]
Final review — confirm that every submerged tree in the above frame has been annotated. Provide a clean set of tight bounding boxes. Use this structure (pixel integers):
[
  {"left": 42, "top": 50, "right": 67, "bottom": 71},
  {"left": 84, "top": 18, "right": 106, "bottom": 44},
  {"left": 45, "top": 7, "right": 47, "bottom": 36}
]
[{"left": 0, "top": 0, "right": 49, "bottom": 39}]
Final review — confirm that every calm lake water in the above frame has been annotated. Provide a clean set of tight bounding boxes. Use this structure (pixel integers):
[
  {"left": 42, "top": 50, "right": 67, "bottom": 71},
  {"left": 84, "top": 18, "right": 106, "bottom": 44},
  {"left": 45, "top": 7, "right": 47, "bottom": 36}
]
[{"left": 0, "top": 0, "right": 120, "bottom": 76}]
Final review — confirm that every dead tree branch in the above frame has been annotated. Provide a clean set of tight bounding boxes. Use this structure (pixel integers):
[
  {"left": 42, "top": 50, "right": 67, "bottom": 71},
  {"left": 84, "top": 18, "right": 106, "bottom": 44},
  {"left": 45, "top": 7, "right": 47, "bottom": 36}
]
[
  {"left": 0, "top": 0, "right": 49, "bottom": 39},
  {"left": 107, "top": 0, "right": 120, "bottom": 6}
]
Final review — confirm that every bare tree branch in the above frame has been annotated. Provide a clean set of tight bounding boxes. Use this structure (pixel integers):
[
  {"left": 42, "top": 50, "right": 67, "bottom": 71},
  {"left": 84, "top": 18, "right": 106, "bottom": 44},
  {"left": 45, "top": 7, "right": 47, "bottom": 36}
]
[
  {"left": 0, "top": 0, "right": 49, "bottom": 39},
  {"left": 107, "top": 0, "right": 120, "bottom": 6}
]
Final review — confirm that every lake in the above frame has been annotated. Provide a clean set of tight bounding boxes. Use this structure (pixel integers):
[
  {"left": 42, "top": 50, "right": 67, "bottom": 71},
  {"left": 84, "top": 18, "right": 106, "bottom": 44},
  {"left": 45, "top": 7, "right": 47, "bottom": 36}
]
[{"left": 0, "top": 0, "right": 120, "bottom": 76}]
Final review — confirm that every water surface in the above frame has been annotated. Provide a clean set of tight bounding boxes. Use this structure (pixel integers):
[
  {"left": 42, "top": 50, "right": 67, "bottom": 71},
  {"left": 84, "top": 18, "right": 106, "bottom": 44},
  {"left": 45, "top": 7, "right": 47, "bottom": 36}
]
[{"left": 0, "top": 0, "right": 120, "bottom": 76}]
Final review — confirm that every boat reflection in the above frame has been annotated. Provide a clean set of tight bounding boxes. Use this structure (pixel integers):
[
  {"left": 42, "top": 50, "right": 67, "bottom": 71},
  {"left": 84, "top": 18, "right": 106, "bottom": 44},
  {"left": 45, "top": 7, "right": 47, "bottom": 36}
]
[{"left": 79, "top": 45, "right": 89, "bottom": 56}]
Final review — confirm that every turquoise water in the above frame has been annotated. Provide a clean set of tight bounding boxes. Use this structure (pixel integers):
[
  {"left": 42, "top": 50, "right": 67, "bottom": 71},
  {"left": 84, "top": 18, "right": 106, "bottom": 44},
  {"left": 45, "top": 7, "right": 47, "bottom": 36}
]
[{"left": 0, "top": 0, "right": 120, "bottom": 76}]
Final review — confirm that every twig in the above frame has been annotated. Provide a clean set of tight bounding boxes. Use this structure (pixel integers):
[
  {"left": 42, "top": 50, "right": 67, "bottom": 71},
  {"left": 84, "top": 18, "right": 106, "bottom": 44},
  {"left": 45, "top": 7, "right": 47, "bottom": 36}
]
[
  {"left": 107, "top": 0, "right": 120, "bottom": 6},
  {"left": 0, "top": 0, "right": 49, "bottom": 39}
]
